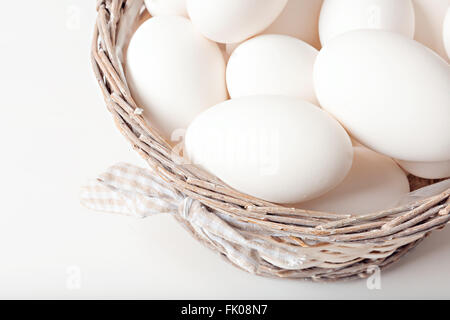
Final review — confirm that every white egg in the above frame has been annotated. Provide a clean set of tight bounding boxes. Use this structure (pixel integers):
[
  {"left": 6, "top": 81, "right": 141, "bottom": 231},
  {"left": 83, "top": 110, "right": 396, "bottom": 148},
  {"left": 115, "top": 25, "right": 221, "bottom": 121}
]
[
  {"left": 185, "top": 96, "right": 353, "bottom": 204},
  {"left": 297, "top": 147, "right": 410, "bottom": 214},
  {"left": 126, "top": 16, "right": 227, "bottom": 141},
  {"left": 444, "top": 7, "right": 450, "bottom": 59},
  {"left": 186, "top": 0, "right": 288, "bottom": 43},
  {"left": 413, "top": 0, "right": 449, "bottom": 62},
  {"left": 225, "top": 0, "right": 323, "bottom": 56},
  {"left": 144, "top": 0, "right": 187, "bottom": 17},
  {"left": 262, "top": 0, "right": 323, "bottom": 49},
  {"left": 319, "top": 0, "right": 415, "bottom": 45},
  {"left": 314, "top": 30, "right": 450, "bottom": 162},
  {"left": 397, "top": 159, "right": 450, "bottom": 179},
  {"left": 226, "top": 35, "right": 318, "bottom": 104}
]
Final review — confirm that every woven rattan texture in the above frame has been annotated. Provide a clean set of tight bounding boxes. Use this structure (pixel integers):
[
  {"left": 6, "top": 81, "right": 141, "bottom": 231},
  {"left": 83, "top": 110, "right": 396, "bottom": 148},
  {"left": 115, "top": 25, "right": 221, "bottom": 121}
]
[{"left": 91, "top": 0, "right": 450, "bottom": 281}]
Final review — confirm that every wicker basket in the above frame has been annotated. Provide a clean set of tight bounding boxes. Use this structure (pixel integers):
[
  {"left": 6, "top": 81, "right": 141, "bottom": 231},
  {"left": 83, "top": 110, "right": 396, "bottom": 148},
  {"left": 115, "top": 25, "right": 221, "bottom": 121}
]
[{"left": 91, "top": 0, "right": 450, "bottom": 281}]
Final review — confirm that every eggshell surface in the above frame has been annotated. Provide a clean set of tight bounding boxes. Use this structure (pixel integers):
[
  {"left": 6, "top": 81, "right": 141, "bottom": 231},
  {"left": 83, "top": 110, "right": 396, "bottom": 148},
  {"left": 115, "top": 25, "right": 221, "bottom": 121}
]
[
  {"left": 314, "top": 30, "right": 450, "bottom": 162},
  {"left": 144, "top": 0, "right": 187, "bottom": 17},
  {"left": 186, "top": 0, "right": 288, "bottom": 43},
  {"left": 444, "top": 7, "right": 450, "bottom": 59},
  {"left": 225, "top": 0, "right": 323, "bottom": 56},
  {"left": 397, "top": 159, "right": 450, "bottom": 179},
  {"left": 262, "top": 0, "right": 323, "bottom": 49},
  {"left": 297, "top": 147, "right": 410, "bottom": 214},
  {"left": 319, "top": 0, "right": 415, "bottom": 45},
  {"left": 413, "top": 0, "right": 449, "bottom": 62},
  {"left": 126, "top": 16, "right": 227, "bottom": 140},
  {"left": 185, "top": 96, "right": 353, "bottom": 204},
  {"left": 227, "top": 35, "right": 318, "bottom": 104}
]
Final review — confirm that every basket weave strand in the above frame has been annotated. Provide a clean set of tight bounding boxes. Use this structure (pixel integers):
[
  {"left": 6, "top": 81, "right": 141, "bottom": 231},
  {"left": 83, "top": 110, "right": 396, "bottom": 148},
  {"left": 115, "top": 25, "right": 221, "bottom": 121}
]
[{"left": 91, "top": 0, "right": 450, "bottom": 281}]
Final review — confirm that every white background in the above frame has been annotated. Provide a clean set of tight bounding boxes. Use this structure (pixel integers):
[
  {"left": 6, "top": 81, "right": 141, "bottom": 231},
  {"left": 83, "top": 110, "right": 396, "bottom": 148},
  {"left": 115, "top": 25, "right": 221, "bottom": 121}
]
[{"left": 0, "top": 0, "right": 449, "bottom": 299}]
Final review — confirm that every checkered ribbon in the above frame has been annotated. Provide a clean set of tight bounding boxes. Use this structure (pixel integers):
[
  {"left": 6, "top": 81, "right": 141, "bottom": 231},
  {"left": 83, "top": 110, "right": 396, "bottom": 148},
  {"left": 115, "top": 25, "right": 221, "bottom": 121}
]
[
  {"left": 80, "top": 163, "right": 449, "bottom": 273},
  {"left": 80, "top": 163, "right": 182, "bottom": 218}
]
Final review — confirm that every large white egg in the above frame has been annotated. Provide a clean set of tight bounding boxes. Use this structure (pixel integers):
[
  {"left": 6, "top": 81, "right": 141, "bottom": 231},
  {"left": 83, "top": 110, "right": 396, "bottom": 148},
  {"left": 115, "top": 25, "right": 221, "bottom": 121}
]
[
  {"left": 297, "top": 147, "right": 410, "bottom": 214},
  {"left": 397, "top": 159, "right": 450, "bottom": 179},
  {"left": 444, "top": 7, "right": 450, "bottom": 59},
  {"left": 319, "top": 0, "right": 415, "bottom": 45},
  {"left": 126, "top": 16, "right": 227, "bottom": 140},
  {"left": 185, "top": 96, "right": 353, "bottom": 204},
  {"left": 186, "top": 0, "right": 288, "bottom": 43},
  {"left": 226, "top": 35, "right": 318, "bottom": 104},
  {"left": 144, "top": 0, "right": 187, "bottom": 17},
  {"left": 413, "top": 0, "right": 449, "bottom": 62},
  {"left": 314, "top": 30, "right": 450, "bottom": 162}
]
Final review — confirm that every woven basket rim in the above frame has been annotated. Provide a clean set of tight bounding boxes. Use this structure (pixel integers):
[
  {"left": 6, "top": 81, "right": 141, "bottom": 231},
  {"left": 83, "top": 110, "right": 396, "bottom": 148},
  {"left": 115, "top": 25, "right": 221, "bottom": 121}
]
[{"left": 91, "top": 0, "right": 450, "bottom": 281}]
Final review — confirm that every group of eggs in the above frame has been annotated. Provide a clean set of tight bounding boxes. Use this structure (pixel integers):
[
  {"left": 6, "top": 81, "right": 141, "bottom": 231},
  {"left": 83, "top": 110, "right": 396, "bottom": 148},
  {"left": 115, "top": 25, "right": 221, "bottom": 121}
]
[{"left": 126, "top": 0, "right": 450, "bottom": 214}]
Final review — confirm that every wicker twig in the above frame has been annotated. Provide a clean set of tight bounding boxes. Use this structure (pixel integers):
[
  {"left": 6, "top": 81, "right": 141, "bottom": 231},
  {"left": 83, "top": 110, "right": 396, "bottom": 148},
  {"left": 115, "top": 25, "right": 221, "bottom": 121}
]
[{"left": 90, "top": 0, "right": 450, "bottom": 281}]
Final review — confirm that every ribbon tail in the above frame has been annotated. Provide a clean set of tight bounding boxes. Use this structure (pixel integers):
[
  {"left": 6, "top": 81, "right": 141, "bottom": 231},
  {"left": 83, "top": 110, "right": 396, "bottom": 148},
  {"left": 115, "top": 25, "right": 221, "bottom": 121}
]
[{"left": 80, "top": 163, "right": 182, "bottom": 218}]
